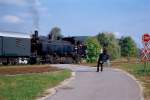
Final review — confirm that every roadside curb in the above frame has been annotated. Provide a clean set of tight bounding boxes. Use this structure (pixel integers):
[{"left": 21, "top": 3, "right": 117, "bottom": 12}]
[
  {"left": 36, "top": 71, "right": 76, "bottom": 100},
  {"left": 113, "top": 68, "right": 144, "bottom": 100}
]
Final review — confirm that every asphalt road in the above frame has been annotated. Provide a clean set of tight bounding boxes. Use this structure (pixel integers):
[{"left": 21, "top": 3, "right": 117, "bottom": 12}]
[{"left": 46, "top": 64, "right": 142, "bottom": 100}]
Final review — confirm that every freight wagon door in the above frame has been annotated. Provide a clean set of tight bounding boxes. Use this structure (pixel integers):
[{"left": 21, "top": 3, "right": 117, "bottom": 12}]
[{"left": 0, "top": 37, "right": 2, "bottom": 56}]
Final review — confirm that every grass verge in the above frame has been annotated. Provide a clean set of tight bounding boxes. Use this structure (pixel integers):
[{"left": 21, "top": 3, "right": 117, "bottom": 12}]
[{"left": 0, "top": 70, "right": 71, "bottom": 100}]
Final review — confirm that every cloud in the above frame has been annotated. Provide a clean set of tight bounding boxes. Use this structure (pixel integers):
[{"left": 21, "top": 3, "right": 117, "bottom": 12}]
[
  {"left": 0, "top": 0, "right": 28, "bottom": 6},
  {"left": 2, "top": 15, "right": 24, "bottom": 24}
]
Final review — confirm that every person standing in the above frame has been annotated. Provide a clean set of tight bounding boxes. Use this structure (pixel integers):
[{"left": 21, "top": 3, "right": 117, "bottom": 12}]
[{"left": 97, "top": 49, "right": 110, "bottom": 72}]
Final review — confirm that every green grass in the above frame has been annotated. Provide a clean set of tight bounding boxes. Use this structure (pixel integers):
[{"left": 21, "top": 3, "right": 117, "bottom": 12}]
[
  {"left": 114, "top": 62, "right": 150, "bottom": 100},
  {"left": 0, "top": 70, "right": 71, "bottom": 100},
  {"left": 117, "top": 63, "right": 150, "bottom": 76}
]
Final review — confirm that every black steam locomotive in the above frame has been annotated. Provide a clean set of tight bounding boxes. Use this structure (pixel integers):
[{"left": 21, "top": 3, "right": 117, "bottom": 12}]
[{"left": 0, "top": 31, "right": 86, "bottom": 65}]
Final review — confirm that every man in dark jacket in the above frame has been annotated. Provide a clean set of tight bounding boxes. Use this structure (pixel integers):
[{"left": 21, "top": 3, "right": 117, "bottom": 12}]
[{"left": 97, "top": 49, "right": 109, "bottom": 72}]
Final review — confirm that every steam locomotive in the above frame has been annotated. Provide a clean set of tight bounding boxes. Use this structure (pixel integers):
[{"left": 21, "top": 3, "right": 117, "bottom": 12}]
[{"left": 0, "top": 31, "right": 87, "bottom": 65}]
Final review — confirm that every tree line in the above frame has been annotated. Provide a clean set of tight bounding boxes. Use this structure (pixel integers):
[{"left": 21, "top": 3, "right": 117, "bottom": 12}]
[{"left": 86, "top": 32, "right": 138, "bottom": 63}]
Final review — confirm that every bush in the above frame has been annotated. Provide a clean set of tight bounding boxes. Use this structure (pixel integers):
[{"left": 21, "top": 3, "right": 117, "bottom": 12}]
[{"left": 85, "top": 37, "right": 101, "bottom": 63}]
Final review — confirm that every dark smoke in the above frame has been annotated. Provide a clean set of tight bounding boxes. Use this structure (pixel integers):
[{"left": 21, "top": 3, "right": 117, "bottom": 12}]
[{"left": 29, "top": 0, "right": 39, "bottom": 30}]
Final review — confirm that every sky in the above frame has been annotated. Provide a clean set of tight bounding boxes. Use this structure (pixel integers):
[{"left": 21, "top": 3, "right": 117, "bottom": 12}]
[{"left": 0, "top": 0, "right": 150, "bottom": 48}]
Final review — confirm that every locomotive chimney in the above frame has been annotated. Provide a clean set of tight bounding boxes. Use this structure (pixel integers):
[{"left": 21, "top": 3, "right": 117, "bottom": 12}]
[{"left": 34, "top": 30, "right": 38, "bottom": 38}]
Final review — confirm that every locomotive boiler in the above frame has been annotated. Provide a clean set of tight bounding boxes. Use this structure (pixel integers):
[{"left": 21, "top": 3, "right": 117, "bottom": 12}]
[{"left": 30, "top": 30, "right": 87, "bottom": 64}]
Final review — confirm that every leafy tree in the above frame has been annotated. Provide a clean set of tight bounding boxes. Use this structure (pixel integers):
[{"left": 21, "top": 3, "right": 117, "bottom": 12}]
[
  {"left": 119, "top": 36, "right": 138, "bottom": 59},
  {"left": 49, "top": 27, "right": 63, "bottom": 40},
  {"left": 97, "top": 33, "right": 109, "bottom": 47},
  {"left": 107, "top": 40, "right": 121, "bottom": 60},
  {"left": 85, "top": 37, "right": 101, "bottom": 63},
  {"left": 97, "top": 33, "right": 121, "bottom": 60}
]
